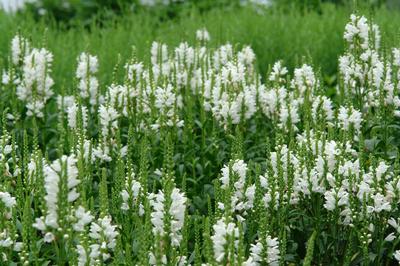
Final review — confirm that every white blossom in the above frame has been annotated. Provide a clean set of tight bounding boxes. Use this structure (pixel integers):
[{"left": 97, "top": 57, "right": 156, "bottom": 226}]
[
  {"left": 0, "top": 191, "right": 16, "bottom": 208},
  {"left": 196, "top": 28, "right": 210, "bottom": 42},
  {"left": 211, "top": 218, "right": 239, "bottom": 263}
]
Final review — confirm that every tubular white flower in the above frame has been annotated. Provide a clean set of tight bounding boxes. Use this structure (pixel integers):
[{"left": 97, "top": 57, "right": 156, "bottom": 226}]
[
  {"left": 73, "top": 206, "right": 94, "bottom": 232},
  {"left": 106, "top": 84, "right": 130, "bottom": 116},
  {"left": 311, "top": 96, "right": 334, "bottom": 122},
  {"left": 220, "top": 159, "right": 247, "bottom": 189},
  {"left": 213, "top": 44, "right": 233, "bottom": 69},
  {"left": 0, "top": 230, "right": 13, "bottom": 248},
  {"left": 169, "top": 188, "right": 187, "bottom": 247},
  {"left": 149, "top": 187, "right": 187, "bottom": 247},
  {"left": 149, "top": 190, "right": 165, "bottom": 236},
  {"left": 42, "top": 154, "right": 80, "bottom": 229},
  {"left": 67, "top": 102, "right": 88, "bottom": 130},
  {"left": 323, "top": 188, "right": 349, "bottom": 211},
  {"left": 33, "top": 217, "right": 46, "bottom": 231},
  {"left": 196, "top": 28, "right": 210, "bottom": 42},
  {"left": 0, "top": 191, "right": 16, "bottom": 208},
  {"left": 151, "top": 42, "right": 170, "bottom": 79},
  {"left": 89, "top": 216, "right": 118, "bottom": 249},
  {"left": 76, "top": 52, "right": 99, "bottom": 106},
  {"left": 269, "top": 61, "right": 288, "bottom": 83},
  {"left": 120, "top": 173, "right": 144, "bottom": 216},
  {"left": 394, "top": 250, "right": 400, "bottom": 263},
  {"left": 99, "top": 104, "right": 119, "bottom": 139},
  {"left": 43, "top": 164, "right": 60, "bottom": 229},
  {"left": 16, "top": 46, "right": 54, "bottom": 117},
  {"left": 218, "top": 160, "right": 255, "bottom": 220},
  {"left": 245, "top": 235, "right": 280, "bottom": 266},
  {"left": 88, "top": 215, "right": 119, "bottom": 264},
  {"left": 338, "top": 106, "right": 362, "bottom": 133},
  {"left": 44, "top": 232, "right": 55, "bottom": 243},
  {"left": 291, "top": 64, "right": 317, "bottom": 95},
  {"left": 372, "top": 193, "right": 391, "bottom": 213},
  {"left": 238, "top": 46, "right": 256, "bottom": 67},
  {"left": 77, "top": 245, "right": 88, "bottom": 266},
  {"left": 344, "top": 14, "right": 370, "bottom": 50},
  {"left": 11, "top": 35, "right": 30, "bottom": 65},
  {"left": 175, "top": 42, "right": 195, "bottom": 70},
  {"left": 153, "top": 84, "right": 183, "bottom": 128},
  {"left": 211, "top": 218, "right": 239, "bottom": 263}
]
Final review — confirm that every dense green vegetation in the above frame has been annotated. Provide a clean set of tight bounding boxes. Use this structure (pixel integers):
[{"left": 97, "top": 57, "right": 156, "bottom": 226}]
[{"left": 2, "top": 1, "right": 400, "bottom": 265}]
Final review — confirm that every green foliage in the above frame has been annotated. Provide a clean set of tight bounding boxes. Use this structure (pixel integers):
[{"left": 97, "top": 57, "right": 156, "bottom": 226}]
[
  {"left": 23, "top": 0, "right": 245, "bottom": 26},
  {"left": 1, "top": 2, "right": 400, "bottom": 265}
]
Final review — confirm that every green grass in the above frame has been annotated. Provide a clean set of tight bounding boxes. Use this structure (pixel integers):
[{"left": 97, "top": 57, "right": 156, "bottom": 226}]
[{"left": 0, "top": 4, "right": 400, "bottom": 91}]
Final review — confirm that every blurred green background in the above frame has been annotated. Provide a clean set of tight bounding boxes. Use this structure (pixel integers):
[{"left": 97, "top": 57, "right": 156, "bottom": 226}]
[{"left": 17, "top": 0, "right": 398, "bottom": 25}]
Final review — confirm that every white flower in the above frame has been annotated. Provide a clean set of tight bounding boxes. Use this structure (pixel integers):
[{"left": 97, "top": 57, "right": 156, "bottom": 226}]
[
  {"left": 92, "top": 145, "right": 112, "bottom": 162},
  {"left": 376, "top": 161, "right": 389, "bottom": 181},
  {"left": 44, "top": 232, "right": 55, "bottom": 243},
  {"left": 344, "top": 14, "right": 370, "bottom": 50},
  {"left": 338, "top": 106, "right": 362, "bottom": 133},
  {"left": 153, "top": 84, "right": 183, "bottom": 128},
  {"left": 323, "top": 188, "right": 348, "bottom": 211},
  {"left": 99, "top": 105, "right": 119, "bottom": 138},
  {"left": 246, "top": 235, "right": 280, "bottom": 266},
  {"left": 0, "top": 237, "right": 13, "bottom": 248},
  {"left": 238, "top": 46, "right": 256, "bottom": 67},
  {"left": 32, "top": 217, "right": 46, "bottom": 231},
  {"left": 149, "top": 190, "right": 165, "bottom": 236},
  {"left": 384, "top": 233, "right": 396, "bottom": 242},
  {"left": 211, "top": 218, "right": 239, "bottom": 263},
  {"left": 245, "top": 184, "right": 256, "bottom": 209},
  {"left": 2, "top": 71, "right": 10, "bottom": 85},
  {"left": 17, "top": 47, "right": 54, "bottom": 117},
  {"left": 26, "top": 100, "right": 45, "bottom": 118},
  {"left": 89, "top": 243, "right": 101, "bottom": 262},
  {"left": 394, "top": 250, "right": 400, "bottom": 263},
  {"left": 265, "top": 236, "right": 281, "bottom": 265},
  {"left": 388, "top": 218, "right": 400, "bottom": 232},
  {"left": 77, "top": 245, "right": 88, "bottom": 266},
  {"left": 213, "top": 43, "right": 233, "bottom": 69},
  {"left": 57, "top": 95, "right": 75, "bottom": 111},
  {"left": 149, "top": 187, "right": 187, "bottom": 247},
  {"left": 43, "top": 165, "right": 60, "bottom": 228},
  {"left": 220, "top": 159, "right": 247, "bottom": 189},
  {"left": 73, "top": 206, "right": 94, "bottom": 232},
  {"left": 196, "top": 28, "right": 210, "bottom": 42},
  {"left": 42, "top": 154, "right": 80, "bottom": 229},
  {"left": 169, "top": 188, "right": 187, "bottom": 247},
  {"left": 148, "top": 252, "right": 167, "bottom": 265},
  {"left": 151, "top": 42, "right": 169, "bottom": 79},
  {"left": 0, "top": 191, "right": 16, "bottom": 208},
  {"left": 292, "top": 64, "right": 317, "bottom": 94},
  {"left": 76, "top": 52, "right": 99, "bottom": 105},
  {"left": 312, "top": 96, "right": 334, "bottom": 122},
  {"left": 120, "top": 173, "right": 144, "bottom": 216},
  {"left": 393, "top": 48, "right": 400, "bottom": 67},
  {"left": 11, "top": 35, "right": 29, "bottom": 65},
  {"left": 89, "top": 215, "right": 119, "bottom": 261},
  {"left": 372, "top": 193, "right": 391, "bottom": 213},
  {"left": 67, "top": 103, "right": 88, "bottom": 130},
  {"left": 269, "top": 61, "right": 288, "bottom": 83},
  {"left": 14, "top": 242, "right": 23, "bottom": 252}
]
